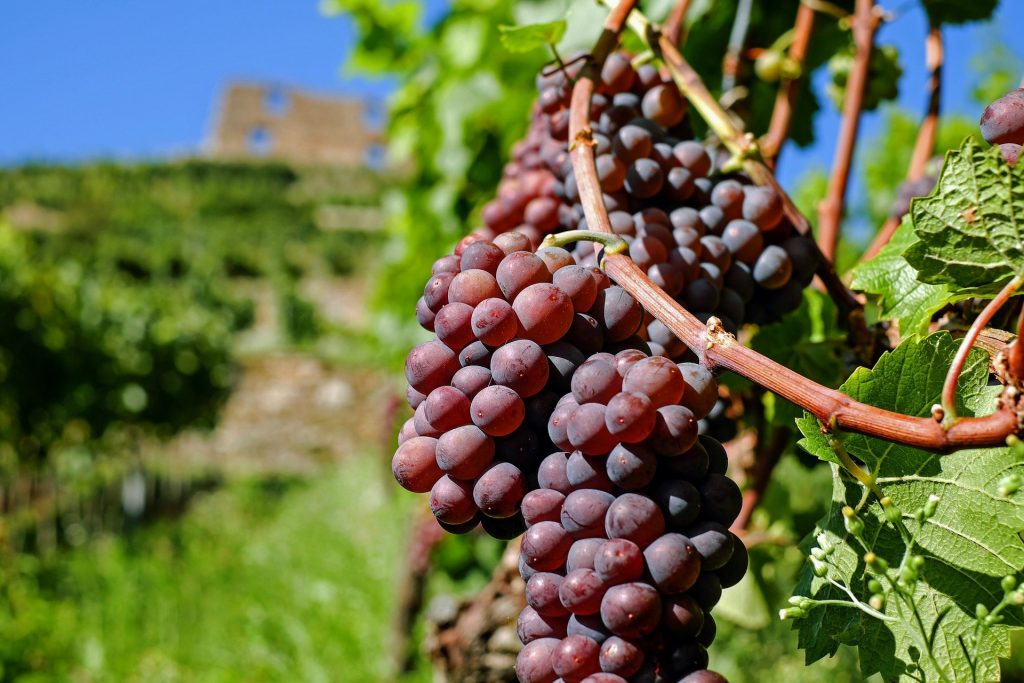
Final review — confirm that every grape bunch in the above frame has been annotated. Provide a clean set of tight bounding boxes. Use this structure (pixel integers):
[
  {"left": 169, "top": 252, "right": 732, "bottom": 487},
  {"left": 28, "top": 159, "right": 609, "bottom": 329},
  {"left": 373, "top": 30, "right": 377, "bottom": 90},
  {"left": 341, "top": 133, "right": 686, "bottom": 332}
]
[
  {"left": 396, "top": 233, "right": 655, "bottom": 538},
  {"left": 980, "top": 88, "right": 1024, "bottom": 166},
  {"left": 515, "top": 351, "right": 742, "bottom": 683},
  {"left": 470, "top": 51, "right": 819, "bottom": 340}
]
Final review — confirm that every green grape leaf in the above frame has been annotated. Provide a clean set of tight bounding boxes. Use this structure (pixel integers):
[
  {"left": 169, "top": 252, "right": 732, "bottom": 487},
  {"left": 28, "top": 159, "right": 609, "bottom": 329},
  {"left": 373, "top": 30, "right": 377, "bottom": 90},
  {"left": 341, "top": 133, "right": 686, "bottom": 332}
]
[
  {"left": 794, "top": 333, "right": 1024, "bottom": 681},
  {"left": 498, "top": 20, "right": 566, "bottom": 53},
  {"left": 905, "top": 137, "right": 1024, "bottom": 295},
  {"left": 752, "top": 290, "right": 846, "bottom": 426},
  {"left": 921, "top": 0, "right": 999, "bottom": 26},
  {"left": 851, "top": 216, "right": 969, "bottom": 337}
]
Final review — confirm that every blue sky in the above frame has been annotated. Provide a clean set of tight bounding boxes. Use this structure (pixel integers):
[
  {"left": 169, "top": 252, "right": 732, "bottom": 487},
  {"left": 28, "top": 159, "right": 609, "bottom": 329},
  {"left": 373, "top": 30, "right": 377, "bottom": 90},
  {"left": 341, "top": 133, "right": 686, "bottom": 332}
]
[{"left": 1, "top": 0, "right": 1022, "bottom": 191}]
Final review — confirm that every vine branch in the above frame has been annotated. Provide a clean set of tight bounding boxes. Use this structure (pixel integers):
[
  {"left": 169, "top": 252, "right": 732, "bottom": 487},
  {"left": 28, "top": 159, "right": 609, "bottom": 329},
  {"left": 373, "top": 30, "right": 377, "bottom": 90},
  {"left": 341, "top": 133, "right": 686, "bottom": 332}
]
[
  {"left": 721, "top": 0, "right": 754, "bottom": 94},
  {"left": 762, "top": 2, "right": 816, "bottom": 161},
  {"left": 863, "top": 25, "right": 943, "bottom": 261},
  {"left": 569, "top": 4, "right": 1021, "bottom": 452},
  {"left": 941, "top": 275, "right": 1023, "bottom": 425},
  {"left": 663, "top": 0, "right": 692, "bottom": 48},
  {"left": 817, "top": 0, "right": 879, "bottom": 261}
]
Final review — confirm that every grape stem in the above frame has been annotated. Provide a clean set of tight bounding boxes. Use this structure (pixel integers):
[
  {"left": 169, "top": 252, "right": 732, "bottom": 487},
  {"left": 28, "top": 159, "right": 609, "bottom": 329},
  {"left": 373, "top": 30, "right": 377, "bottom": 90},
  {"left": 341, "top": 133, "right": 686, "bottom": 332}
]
[
  {"left": 816, "top": 0, "right": 880, "bottom": 262},
  {"left": 662, "top": 0, "right": 692, "bottom": 47},
  {"left": 863, "top": 25, "right": 943, "bottom": 261},
  {"left": 941, "top": 275, "right": 1024, "bottom": 426},
  {"left": 538, "top": 230, "right": 627, "bottom": 256},
  {"left": 762, "top": 2, "right": 817, "bottom": 163},
  {"left": 721, "top": 0, "right": 754, "bottom": 94},
  {"left": 602, "top": 0, "right": 863, "bottom": 321},
  {"left": 568, "top": 5, "right": 1022, "bottom": 451}
]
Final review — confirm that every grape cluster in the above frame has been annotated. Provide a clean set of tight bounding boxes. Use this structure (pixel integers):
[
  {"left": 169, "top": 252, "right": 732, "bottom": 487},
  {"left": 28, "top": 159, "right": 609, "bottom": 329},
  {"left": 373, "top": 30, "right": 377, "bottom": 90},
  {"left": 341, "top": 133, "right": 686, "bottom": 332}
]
[
  {"left": 397, "top": 234, "right": 655, "bottom": 537},
  {"left": 471, "top": 51, "right": 819, "bottom": 340},
  {"left": 980, "top": 88, "right": 1024, "bottom": 166},
  {"left": 515, "top": 351, "right": 742, "bottom": 683}
]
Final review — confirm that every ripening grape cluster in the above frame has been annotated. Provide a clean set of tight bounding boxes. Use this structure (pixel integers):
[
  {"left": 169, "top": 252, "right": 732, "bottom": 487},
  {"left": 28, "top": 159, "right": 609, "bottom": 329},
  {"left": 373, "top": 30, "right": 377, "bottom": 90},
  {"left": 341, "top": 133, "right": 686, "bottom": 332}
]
[
  {"left": 397, "top": 233, "right": 653, "bottom": 538},
  {"left": 980, "top": 88, "right": 1024, "bottom": 166},
  {"left": 514, "top": 352, "right": 742, "bottom": 683},
  {"left": 390, "top": 50, "right": 831, "bottom": 683},
  {"left": 472, "top": 51, "right": 820, "bottom": 338}
]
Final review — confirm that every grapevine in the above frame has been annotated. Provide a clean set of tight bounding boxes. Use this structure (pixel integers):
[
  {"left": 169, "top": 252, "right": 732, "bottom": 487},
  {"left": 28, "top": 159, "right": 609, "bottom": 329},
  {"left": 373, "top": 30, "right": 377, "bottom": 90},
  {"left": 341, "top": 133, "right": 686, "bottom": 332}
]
[{"left": 367, "top": 0, "right": 1024, "bottom": 680}]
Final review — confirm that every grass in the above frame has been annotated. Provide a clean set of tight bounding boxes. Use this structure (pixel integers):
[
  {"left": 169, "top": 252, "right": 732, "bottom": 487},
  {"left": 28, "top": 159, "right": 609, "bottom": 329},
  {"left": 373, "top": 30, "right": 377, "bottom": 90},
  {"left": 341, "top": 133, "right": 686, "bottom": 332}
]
[{"left": 4, "top": 455, "right": 431, "bottom": 683}]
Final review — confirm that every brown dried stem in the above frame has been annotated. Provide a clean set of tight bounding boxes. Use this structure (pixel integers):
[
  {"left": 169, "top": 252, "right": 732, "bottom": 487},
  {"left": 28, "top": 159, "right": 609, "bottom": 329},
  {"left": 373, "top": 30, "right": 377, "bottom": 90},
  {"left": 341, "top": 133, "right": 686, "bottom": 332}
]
[
  {"left": 731, "top": 428, "right": 790, "bottom": 531},
  {"left": 568, "top": 8, "right": 1019, "bottom": 452},
  {"left": 762, "top": 2, "right": 817, "bottom": 161},
  {"left": 862, "top": 25, "right": 942, "bottom": 261},
  {"left": 817, "top": 0, "right": 879, "bottom": 261},
  {"left": 663, "top": 0, "right": 692, "bottom": 47},
  {"left": 941, "top": 275, "right": 1023, "bottom": 425},
  {"left": 722, "top": 0, "right": 754, "bottom": 93}
]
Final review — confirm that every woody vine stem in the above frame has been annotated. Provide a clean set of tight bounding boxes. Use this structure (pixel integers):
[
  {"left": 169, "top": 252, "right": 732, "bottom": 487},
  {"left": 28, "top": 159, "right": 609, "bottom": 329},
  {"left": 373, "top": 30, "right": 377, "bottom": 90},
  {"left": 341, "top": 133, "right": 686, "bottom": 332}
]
[{"left": 569, "top": 0, "right": 1022, "bottom": 452}]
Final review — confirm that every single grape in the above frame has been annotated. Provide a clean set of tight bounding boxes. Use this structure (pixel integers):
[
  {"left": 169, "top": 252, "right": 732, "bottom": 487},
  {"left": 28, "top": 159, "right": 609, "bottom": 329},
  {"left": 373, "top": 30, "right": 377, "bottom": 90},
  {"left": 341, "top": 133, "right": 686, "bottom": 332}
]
[
  {"left": 523, "top": 520, "right": 573, "bottom": 571},
  {"left": 598, "top": 636, "right": 644, "bottom": 677},
  {"left": 448, "top": 268, "right": 503, "bottom": 306},
  {"left": 606, "top": 442, "right": 658, "bottom": 489},
  {"left": 648, "top": 404, "right": 698, "bottom": 456},
  {"left": 561, "top": 489, "right": 616, "bottom": 539},
  {"left": 415, "top": 296, "right": 436, "bottom": 331},
  {"left": 559, "top": 568, "right": 608, "bottom": 616},
  {"left": 720, "top": 220, "right": 764, "bottom": 265},
  {"left": 451, "top": 365, "right": 492, "bottom": 399},
  {"left": 552, "top": 634, "right": 602, "bottom": 681},
  {"left": 688, "top": 573, "right": 723, "bottom": 610},
  {"left": 405, "top": 340, "right": 459, "bottom": 394},
  {"left": 612, "top": 125, "right": 654, "bottom": 164},
  {"left": 460, "top": 240, "right": 505, "bottom": 274},
  {"left": 654, "top": 479, "right": 702, "bottom": 528},
  {"left": 605, "top": 493, "right": 665, "bottom": 548},
  {"left": 677, "top": 670, "right": 730, "bottom": 683},
  {"left": 471, "top": 297, "right": 519, "bottom": 346},
  {"left": 568, "top": 538, "right": 605, "bottom": 572},
  {"left": 686, "top": 521, "right": 735, "bottom": 570},
  {"left": 497, "top": 251, "right": 552, "bottom": 301},
  {"left": 432, "top": 254, "right": 461, "bottom": 275},
  {"left": 625, "top": 159, "right": 664, "bottom": 199},
  {"left": 697, "top": 613, "right": 717, "bottom": 648},
  {"left": 673, "top": 141, "right": 712, "bottom": 176},
  {"left": 621, "top": 356, "right": 685, "bottom": 408},
  {"left": 715, "top": 533, "right": 748, "bottom": 588},
  {"left": 572, "top": 358, "right": 623, "bottom": 405},
  {"left": 752, "top": 245, "right": 793, "bottom": 290},
  {"left": 661, "top": 594, "right": 705, "bottom": 638},
  {"left": 423, "top": 385, "right": 471, "bottom": 431},
  {"left": 459, "top": 340, "right": 492, "bottom": 368},
  {"left": 492, "top": 339, "right": 550, "bottom": 397},
  {"left": 600, "top": 582, "right": 662, "bottom": 638},
  {"left": 392, "top": 436, "right": 442, "bottom": 493},
  {"left": 515, "top": 637, "right": 560, "bottom": 683},
  {"left": 469, "top": 385, "right": 525, "bottom": 437},
  {"left": 644, "top": 533, "right": 702, "bottom": 594},
  {"left": 699, "top": 473, "right": 743, "bottom": 526},
  {"left": 566, "top": 451, "right": 615, "bottom": 492},
  {"left": 436, "top": 425, "right": 495, "bottom": 479},
  {"left": 605, "top": 394, "right": 657, "bottom": 445},
  {"left": 642, "top": 84, "right": 685, "bottom": 127},
  {"left": 423, "top": 271, "right": 454, "bottom": 311},
  {"left": 741, "top": 186, "right": 784, "bottom": 230},
  {"left": 554, "top": 265, "right": 601, "bottom": 313},
  {"left": 429, "top": 475, "right": 478, "bottom": 524},
  {"left": 679, "top": 363, "right": 718, "bottom": 420},
  {"left": 537, "top": 451, "right": 573, "bottom": 494},
  {"left": 528, "top": 572, "right": 571, "bottom": 618},
  {"left": 523, "top": 488, "right": 566, "bottom": 527},
  {"left": 548, "top": 401, "right": 577, "bottom": 453},
  {"left": 568, "top": 613, "right": 613, "bottom": 644},
  {"left": 567, "top": 403, "right": 618, "bottom": 456},
  {"left": 980, "top": 88, "right": 1024, "bottom": 145},
  {"left": 700, "top": 435, "right": 729, "bottom": 476},
  {"left": 518, "top": 607, "right": 569, "bottom": 644},
  {"left": 594, "top": 538, "right": 644, "bottom": 586},
  {"left": 546, "top": 342, "right": 586, "bottom": 393}
]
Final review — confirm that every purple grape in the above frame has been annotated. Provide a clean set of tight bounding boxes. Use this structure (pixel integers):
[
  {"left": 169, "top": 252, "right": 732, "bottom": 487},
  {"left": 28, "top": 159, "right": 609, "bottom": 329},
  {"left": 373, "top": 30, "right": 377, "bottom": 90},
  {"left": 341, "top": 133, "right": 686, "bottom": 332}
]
[
  {"left": 561, "top": 489, "right": 616, "bottom": 539},
  {"left": 423, "top": 385, "right": 471, "bottom": 431},
  {"left": 405, "top": 340, "right": 459, "bottom": 394},
  {"left": 654, "top": 479, "right": 702, "bottom": 528},
  {"left": 391, "top": 436, "right": 442, "bottom": 493},
  {"left": 594, "top": 538, "right": 644, "bottom": 586},
  {"left": 643, "top": 533, "right": 702, "bottom": 593},
  {"left": 492, "top": 339, "right": 550, "bottom": 397},
  {"left": 600, "top": 582, "right": 662, "bottom": 638},
  {"left": 686, "top": 521, "right": 735, "bottom": 570},
  {"left": 473, "top": 462, "right": 526, "bottom": 518},
  {"left": 471, "top": 297, "right": 519, "bottom": 346},
  {"left": 559, "top": 568, "right": 608, "bottom": 616},
  {"left": 572, "top": 358, "right": 623, "bottom": 405},
  {"left": 515, "top": 637, "right": 560, "bottom": 683},
  {"left": 448, "top": 268, "right": 502, "bottom": 306},
  {"left": 470, "top": 385, "right": 525, "bottom": 436},
  {"left": 604, "top": 493, "right": 665, "bottom": 548},
  {"left": 598, "top": 636, "right": 644, "bottom": 677},
  {"left": 429, "top": 475, "right": 477, "bottom": 524},
  {"left": 522, "top": 521, "right": 573, "bottom": 571},
  {"left": 515, "top": 283, "right": 575, "bottom": 345},
  {"left": 606, "top": 442, "right": 657, "bottom": 489},
  {"left": 436, "top": 425, "right": 494, "bottom": 479},
  {"left": 528, "top": 572, "right": 571, "bottom": 617},
  {"left": 523, "top": 488, "right": 567, "bottom": 527},
  {"left": 518, "top": 607, "right": 569, "bottom": 644}
]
